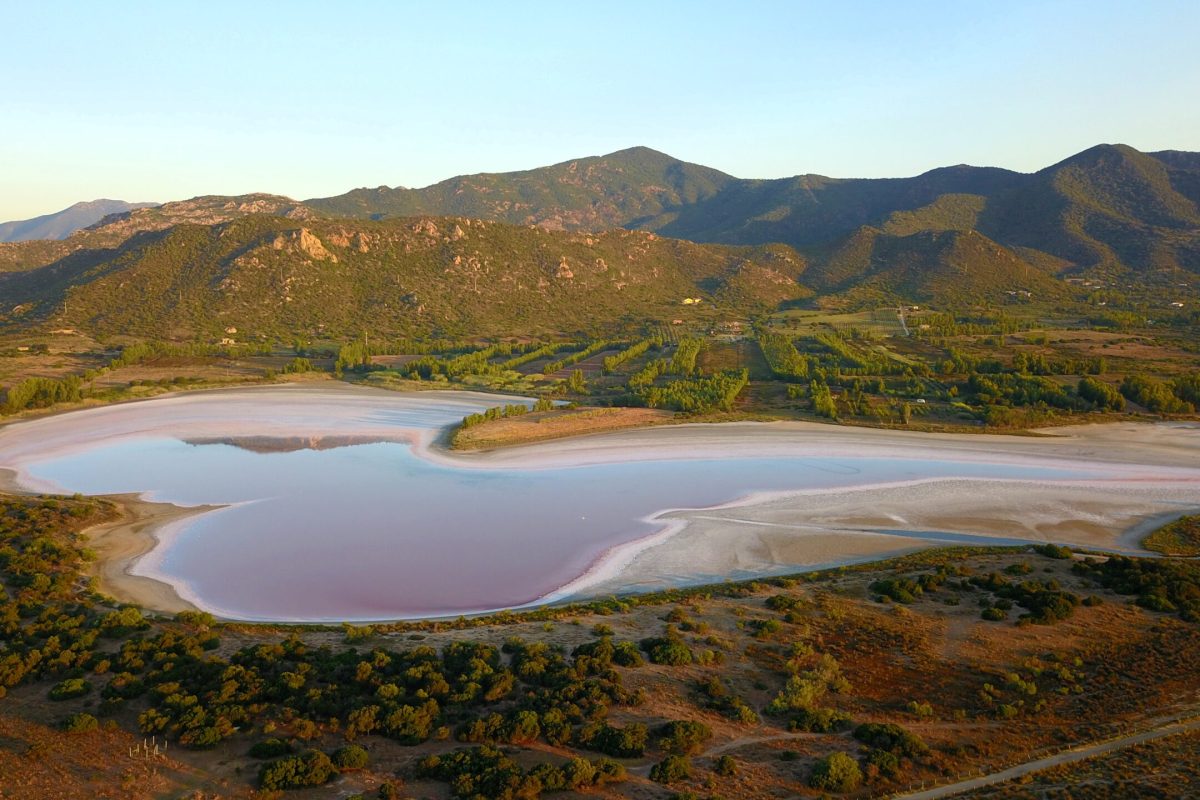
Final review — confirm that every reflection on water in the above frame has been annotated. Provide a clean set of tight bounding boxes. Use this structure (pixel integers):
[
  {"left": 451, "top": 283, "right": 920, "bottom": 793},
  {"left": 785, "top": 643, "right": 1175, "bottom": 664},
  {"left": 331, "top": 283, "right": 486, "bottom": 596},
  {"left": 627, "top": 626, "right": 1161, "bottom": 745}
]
[{"left": 26, "top": 433, "right": 1090, "bottom": 621}]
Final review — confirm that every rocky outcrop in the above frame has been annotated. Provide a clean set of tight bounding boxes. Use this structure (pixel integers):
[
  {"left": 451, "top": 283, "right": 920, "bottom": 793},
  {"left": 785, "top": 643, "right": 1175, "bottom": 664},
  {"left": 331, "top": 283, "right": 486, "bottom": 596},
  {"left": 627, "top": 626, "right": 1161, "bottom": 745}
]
[{"left": 272, "top": 228, "right": 337, "bottom": 262}]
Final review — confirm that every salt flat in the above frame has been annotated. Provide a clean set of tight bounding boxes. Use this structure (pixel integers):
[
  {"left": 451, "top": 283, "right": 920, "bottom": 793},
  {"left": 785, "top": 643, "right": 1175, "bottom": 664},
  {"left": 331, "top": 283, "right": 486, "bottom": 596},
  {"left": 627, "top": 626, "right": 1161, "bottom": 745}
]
[{"left": 1, "top": 384, "right": 1197, "bottom": 621}]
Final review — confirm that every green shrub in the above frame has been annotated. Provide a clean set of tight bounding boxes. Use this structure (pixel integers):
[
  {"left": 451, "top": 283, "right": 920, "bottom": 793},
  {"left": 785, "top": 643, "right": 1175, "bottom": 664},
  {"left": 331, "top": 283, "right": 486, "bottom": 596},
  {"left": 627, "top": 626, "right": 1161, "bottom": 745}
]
[
  {"left": 577, "top": 722, "right": 647, "bottom": 758},
  {"left": 1034, "top": 543, "right": 1073, "bottom": 559},
  {"left": 641, "top": 628, "right": 693, "bottom": 665},
  {"left": 656, "top": 720, "right": 712, "bottom": 755},
  {"left": 249, "top": 738, "right": 293, "bottom": 759},
  {"left": 61, "top": 712, "right": 99, "bottom": 733},
  {"left": 650, "top": 755, "right": 692, "bottom": 784},
  {"left": 867, "top": 748, "right": 901, "bottom": 778},
  {"left": 810, "top": 751, "right": 862, "bottom": 792},
  {"left": 562, "top": 756, "right": 596, "bottom": 789},
  {"left": 332, "top": 744, "right": 370, "bottom": 770},
  {"left": 258, "top": 750, "right": 336, "bottom": 791},
  {"left": 48, "top": 678, "right": 91, "bottom": 700},
  {"left": 853, "top": 723, "right": 928, "bottom": 757},
  {"left": 788, "top": 707, "right": 852, "bottom": 732}
]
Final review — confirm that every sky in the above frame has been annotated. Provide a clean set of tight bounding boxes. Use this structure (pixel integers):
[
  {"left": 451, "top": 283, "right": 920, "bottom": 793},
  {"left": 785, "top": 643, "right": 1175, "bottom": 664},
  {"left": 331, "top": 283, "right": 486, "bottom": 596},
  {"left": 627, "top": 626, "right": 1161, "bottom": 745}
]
[{"left": 2, "top": 0, "right": 1199, "bottom": 220}]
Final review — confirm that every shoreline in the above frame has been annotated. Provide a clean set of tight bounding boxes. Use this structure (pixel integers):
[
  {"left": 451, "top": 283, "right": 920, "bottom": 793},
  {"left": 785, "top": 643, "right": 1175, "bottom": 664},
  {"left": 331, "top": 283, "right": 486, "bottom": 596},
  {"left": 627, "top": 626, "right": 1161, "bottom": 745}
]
[
  {"left": 2, "top": 385, "right": 1199, "bottom": 622},
  {"left": 0, "top": 466, "right": 209, "bottom": 614},
  {"left": 79, "top": 495, "right": 217, "bottom": 615},
  {"left": 550, "top": 474, "right": 1198, "bottom": 603}
]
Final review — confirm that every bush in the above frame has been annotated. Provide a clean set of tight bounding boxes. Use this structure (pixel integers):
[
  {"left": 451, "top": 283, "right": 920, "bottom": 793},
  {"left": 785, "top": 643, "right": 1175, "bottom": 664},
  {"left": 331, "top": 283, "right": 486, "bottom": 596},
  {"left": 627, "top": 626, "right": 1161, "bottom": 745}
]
[
  {"left": 282, "top": 357, "right": 315, "bottom": 374},
  {"left": 577, "top": 722, "right": 647, "bottom": 758},
  {"left": 1078, "top": 376, "right": 1125, "bottom": 411},
  {"left": 48, "top": 678, "right": 91, "bottom": 700},
  {"left": 61, "top": 712, "right": 99, "bottom": 733},
  {"left": 714, "top": 754, "right": 738, "bottom": 776},
  {"left": 611, "top": 640, "right": 644, "bottom": 667},
  {"left": 810, "top": 752, "right": 862, "bottom": 792},
  {"left": 332, "top": 744, "right": 370, "bottom": 770},
  {"left": 650, "top": 755, "right": 692, "bottom": 784},
  {"left": 853, "top": 723, "right": 928, "bottom": 758},
  {"left": 788, "top": 707, "right": 852, "bottom": 733},
  {"left": 906, "top": 700, "right": 934, "bottom": 718},
  {"left": 1034, "top": 543, "right": 1073, "bottom": 559},
  {"left": 592, "top": 758, "right": 627, "bottom": 787},
  {"left": 867, "top": 748, "right": 901, "bottom": 778},
  {"left": 259, "top": 750, "right": 336, "bottom": 791},
  {"left": 562, "top": 757, "right": 596, "bottom": 789},
  {"left": 657, "top": 720, "right": 712, "bottom": 755},
  {"left": 641, "top": 628, "right": 693, "bottom": 666},
  {"left": 249, "top": 738, "right": 293, "bottom": 759}
]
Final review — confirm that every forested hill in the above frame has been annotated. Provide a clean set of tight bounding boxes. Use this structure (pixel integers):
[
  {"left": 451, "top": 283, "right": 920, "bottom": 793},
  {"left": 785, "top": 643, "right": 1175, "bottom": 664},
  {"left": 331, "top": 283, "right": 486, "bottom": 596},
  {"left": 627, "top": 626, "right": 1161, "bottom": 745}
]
[
  {"left": 2, "top": 144, "right": 1197, "bottom": 336},
  {"left": 307, "top": 143, "right": 1200, "bottom": 277},
  {"left": 307, "top": 146, "right": 736, "bottom": 233},
  {"left": 0, "top": 216, "right": 807, "bottom": 339}
]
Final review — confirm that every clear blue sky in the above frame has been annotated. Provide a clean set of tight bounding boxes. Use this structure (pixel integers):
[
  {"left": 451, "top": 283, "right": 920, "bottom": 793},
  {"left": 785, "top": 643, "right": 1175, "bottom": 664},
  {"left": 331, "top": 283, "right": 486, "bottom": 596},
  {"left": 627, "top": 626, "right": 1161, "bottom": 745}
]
[{"left": 3, "top": 0, "right": 1198, "bottom": 220}]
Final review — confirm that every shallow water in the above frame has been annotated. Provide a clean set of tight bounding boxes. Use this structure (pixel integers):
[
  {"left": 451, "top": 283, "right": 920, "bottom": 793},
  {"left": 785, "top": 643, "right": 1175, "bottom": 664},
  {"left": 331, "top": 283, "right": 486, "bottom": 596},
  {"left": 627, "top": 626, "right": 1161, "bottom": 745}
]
[{"left": 6, "top": 388, "right": 1110, "bottom": 621}]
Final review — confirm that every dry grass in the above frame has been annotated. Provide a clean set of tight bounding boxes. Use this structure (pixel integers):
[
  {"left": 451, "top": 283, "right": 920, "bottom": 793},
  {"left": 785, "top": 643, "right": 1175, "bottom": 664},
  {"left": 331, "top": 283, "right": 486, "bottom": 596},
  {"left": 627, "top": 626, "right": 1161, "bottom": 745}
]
[
  {"left": 0, "top": 712, "right": 227, "bottom": 800},
  {"left": 1141, "top": 514, "right": 1200, "bottom": 557},
  {"left": 957, "top": 729, "right": 1200, "bottom": 799},
  {"left": 451, "top": 406, "right": 675, "bottom": 450}
]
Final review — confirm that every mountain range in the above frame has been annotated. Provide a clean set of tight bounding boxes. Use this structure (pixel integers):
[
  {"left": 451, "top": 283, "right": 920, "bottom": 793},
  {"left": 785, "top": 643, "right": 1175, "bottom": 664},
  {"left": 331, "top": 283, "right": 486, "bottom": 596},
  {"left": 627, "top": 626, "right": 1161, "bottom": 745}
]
[
  {"left": 332, "top": 144, "right": 1200, "bottom": 277},
  {"left": 1, "top": 145, "right": 1197, "bottom": 339},
  {"left": 0, "top": 199, "right": 157, "bottom": 243}
]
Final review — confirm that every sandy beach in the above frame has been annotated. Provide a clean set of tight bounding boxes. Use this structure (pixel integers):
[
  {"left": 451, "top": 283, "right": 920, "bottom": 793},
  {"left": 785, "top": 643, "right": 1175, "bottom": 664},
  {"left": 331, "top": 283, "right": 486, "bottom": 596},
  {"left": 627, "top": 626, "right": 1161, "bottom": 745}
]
[
  {"left": 0, "top": 466, "right": 208, "bottom": 614},
  {"left": 77, "top": 495, "right": 215, "bottom": 614},
  {"left": 1, "top": 385, "right": 1198, "bottom": 620}
]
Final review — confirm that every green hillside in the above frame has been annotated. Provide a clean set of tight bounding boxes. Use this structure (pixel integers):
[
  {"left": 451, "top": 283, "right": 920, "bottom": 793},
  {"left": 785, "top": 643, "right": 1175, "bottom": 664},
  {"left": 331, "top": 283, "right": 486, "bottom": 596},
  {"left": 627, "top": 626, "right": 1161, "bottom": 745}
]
[
  {"left": 308, "top": 144, "right": 1200, "bottom": 277},
  {"left": 307, "top": 146, "right": 735, "bottom": 231},
  {"left": 0, "top": 194, "right": 319, "bottom": 274},
  {"left": 978, "top": 144, "right": 1200, "bottom": 273},
  {"left": 4, "top": 143, "right": 1199, "bottom": 335},
  {"left": 0, "top": 216, "right": 807, "bottom": 339},
  {"left": 806, "top": 227, "right": 1065, "bottom": 307}
]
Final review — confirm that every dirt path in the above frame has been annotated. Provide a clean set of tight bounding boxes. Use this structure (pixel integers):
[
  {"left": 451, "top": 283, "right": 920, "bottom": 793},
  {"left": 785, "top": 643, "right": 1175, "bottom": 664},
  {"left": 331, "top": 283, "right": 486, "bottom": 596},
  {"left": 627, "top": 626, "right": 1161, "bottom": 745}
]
[
  {"left": 891, "top": 714, "right": 1200, "bottom": 799},
  {"left": 703, "top": 731, "right": 817, "bottom": 757}
]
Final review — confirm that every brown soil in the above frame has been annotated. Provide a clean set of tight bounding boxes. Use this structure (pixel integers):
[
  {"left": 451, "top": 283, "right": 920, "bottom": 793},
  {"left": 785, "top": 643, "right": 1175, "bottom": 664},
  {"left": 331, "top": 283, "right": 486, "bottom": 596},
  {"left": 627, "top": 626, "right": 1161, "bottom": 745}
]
[{"left": 452, "top": 406, "right": 675, "bottom": 450}]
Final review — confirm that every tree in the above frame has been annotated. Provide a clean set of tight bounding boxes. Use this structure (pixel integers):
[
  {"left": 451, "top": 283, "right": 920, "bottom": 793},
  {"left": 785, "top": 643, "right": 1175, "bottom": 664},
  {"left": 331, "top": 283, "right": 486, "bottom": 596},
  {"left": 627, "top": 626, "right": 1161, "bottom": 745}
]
[
  {"left": 568, "top": 369, "right": 587, "bottom": 394},
  {"left": 809, "top": 752, "right": 862, "bottom": 792},
  {"left": 1078, "top": 376, "right": 1124, "bottom": 411},
  {"left": 259, "top": 750, "right": 336, "bottom": 790},
  {"left": 332, "top": 744, "right": 370, "bottom": 770},
  {"left": 649, "top": 755, "right": 691, "bottom": 784},
  {"left": 810, "top": 380, "right": 837, "bottom": 419},
  {"left": 657, "top": 720, "right": 712, "bottom": 755}
]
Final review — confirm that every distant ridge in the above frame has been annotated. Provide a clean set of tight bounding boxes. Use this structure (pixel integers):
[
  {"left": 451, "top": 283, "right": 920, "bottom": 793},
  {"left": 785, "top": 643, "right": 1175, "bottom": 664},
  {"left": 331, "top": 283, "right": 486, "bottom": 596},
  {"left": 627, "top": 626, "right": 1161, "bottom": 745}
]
[
  {"left": 304, "top": 143, "right": 1200, "bottom": 276},
  {"left": 0, "top": 199, "right": 158, "bottom": 242},
  {"left": 307, "top": 146, "right": 736, "bottom": 231}
]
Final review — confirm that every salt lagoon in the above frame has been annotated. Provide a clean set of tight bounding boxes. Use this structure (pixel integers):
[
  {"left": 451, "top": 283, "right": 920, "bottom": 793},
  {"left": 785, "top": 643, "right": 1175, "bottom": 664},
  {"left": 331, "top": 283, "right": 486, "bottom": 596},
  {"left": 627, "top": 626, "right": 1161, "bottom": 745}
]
[{"left": 2, "top": 384, "right": 1198, "bottom": 622}]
